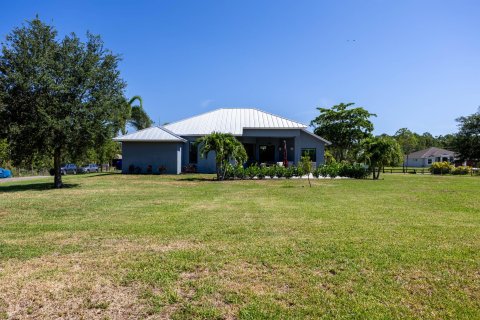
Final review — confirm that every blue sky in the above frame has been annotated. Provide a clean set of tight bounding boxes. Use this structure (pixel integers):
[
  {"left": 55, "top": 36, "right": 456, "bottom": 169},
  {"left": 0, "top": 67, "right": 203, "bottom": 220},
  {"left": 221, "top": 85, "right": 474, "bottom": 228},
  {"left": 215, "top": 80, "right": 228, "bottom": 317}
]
[{"left": 1, "top": 0, "right": 479, "bottom": 135}]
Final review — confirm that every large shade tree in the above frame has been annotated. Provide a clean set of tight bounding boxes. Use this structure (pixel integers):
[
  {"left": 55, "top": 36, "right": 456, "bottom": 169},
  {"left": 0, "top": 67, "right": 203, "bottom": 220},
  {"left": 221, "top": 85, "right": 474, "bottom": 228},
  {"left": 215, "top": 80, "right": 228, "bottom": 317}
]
[
  {"left": 0, "top": 18, "right": 128, "bottom": 187},
  {"left": 195, "top": 132, "right": 247, "bottom": 180},
  {"left": 451, "top": 108, "right": 480, "bottom": 165},
  {"left": 311, "top": 102, "right": 376, "bottom": 161},
  {"left": 359, "top": 136, "right": 403, "bottom": 180},
  {"left": 394, "top": 128, "right": 418, "bottom": 155}
]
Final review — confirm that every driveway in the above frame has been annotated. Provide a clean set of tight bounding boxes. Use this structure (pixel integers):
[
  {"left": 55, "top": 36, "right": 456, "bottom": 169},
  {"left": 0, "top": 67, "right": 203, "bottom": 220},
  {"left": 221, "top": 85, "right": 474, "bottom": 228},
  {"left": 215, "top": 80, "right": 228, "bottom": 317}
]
[{"left": 0, "top": 176, "right": 50, "bottom": 184}]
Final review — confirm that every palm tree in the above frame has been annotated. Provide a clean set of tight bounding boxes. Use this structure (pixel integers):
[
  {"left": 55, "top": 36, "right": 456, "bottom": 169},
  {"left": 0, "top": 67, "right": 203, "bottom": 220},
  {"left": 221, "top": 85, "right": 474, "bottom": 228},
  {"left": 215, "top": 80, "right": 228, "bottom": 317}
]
[
  {"left": 195, "top": 132, "right": 247, "bottom": 180},
  {"left": 127, "top": 95, "right": 153, "bottom": 131}
]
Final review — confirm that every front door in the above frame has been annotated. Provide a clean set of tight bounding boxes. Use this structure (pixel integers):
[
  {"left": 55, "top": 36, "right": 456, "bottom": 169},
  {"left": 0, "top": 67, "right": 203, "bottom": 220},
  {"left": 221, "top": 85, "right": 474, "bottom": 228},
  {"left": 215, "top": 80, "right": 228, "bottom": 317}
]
[{"left": 259, "top": 145, "right": 276, "bottom": 164}]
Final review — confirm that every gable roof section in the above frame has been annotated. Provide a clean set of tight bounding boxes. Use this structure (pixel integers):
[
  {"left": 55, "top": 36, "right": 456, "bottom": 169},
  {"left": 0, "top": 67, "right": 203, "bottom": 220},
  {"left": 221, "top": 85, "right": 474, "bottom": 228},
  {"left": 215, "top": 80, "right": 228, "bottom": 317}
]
[
  {"left": 407, "top": 147, "right": 455, "bottom": 158},
  {"left": 163, "top": 108, "right": 307, "bottom": 136},
  {"left": 113, "top": 126, "right": 186, "bottom": 142}
]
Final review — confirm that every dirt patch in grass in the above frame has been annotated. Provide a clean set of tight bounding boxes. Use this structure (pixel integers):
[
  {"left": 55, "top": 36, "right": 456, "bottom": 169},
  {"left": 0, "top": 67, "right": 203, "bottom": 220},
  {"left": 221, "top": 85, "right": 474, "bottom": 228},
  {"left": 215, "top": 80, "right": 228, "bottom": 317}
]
[
  {"left": 0, "top": 238, "right": 204, "bottom": 319},
  {"left": 0, "top": 253, "right": 146, "bottom": 319}
]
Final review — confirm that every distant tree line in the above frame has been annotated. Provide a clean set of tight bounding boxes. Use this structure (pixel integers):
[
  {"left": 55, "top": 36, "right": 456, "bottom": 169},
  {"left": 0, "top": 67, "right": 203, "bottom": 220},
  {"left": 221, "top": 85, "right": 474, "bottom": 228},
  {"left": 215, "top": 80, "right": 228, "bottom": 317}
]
[{"left": 310, "top": 103, "right": 480, "bottom": 178}]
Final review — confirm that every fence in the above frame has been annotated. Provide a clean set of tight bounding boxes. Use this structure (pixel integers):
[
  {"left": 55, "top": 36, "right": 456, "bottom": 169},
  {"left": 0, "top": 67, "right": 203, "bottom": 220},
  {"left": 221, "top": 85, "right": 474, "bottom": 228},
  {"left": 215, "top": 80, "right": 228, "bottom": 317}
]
[{"left": 383, "top": 167, "right": 430, "bottom": 175}]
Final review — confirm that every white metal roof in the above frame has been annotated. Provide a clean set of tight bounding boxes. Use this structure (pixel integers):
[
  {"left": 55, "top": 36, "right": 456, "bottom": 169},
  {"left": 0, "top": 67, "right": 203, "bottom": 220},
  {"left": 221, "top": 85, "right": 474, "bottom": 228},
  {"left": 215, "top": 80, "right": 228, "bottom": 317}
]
[
  {"left": 113, "top": 126, "right": 186, "bottom": 142},
  {"left": 164, "top": 108, "right": 307, "bottom": 136}
]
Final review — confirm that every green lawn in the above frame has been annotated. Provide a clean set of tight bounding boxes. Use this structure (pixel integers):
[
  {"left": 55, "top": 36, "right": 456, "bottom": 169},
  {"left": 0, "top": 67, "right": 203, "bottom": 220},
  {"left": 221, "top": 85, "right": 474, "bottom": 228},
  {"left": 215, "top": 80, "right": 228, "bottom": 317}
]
[{"left": 1, "top": 174, "right": 479, "bottom": 319}]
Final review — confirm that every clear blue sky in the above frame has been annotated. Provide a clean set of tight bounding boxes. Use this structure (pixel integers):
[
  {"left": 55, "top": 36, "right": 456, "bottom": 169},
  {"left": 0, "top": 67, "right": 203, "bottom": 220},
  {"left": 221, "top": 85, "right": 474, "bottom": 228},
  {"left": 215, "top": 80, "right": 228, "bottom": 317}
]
[{"left": 1, "top": 0, "right": 479, "bottom": 135}]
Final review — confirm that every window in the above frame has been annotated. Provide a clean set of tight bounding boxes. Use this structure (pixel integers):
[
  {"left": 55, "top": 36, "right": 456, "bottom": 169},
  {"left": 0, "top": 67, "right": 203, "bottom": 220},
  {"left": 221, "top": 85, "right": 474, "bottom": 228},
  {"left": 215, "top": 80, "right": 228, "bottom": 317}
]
[
  {"left": 301, "top": 148, "right": 316, "bottom": 162},
  {"left": 189, "top": 142, "right": 198, "bottom": 164},
  {"left": 427, "top": 159, "right": 432, "bottom": 164}
]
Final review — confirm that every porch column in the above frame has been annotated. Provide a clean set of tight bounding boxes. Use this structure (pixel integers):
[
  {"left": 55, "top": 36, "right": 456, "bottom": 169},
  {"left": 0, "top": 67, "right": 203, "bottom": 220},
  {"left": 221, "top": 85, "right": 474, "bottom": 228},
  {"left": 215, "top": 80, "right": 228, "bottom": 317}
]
[{"left": 294, "top": 136, "right": 301, "bottom": 165}]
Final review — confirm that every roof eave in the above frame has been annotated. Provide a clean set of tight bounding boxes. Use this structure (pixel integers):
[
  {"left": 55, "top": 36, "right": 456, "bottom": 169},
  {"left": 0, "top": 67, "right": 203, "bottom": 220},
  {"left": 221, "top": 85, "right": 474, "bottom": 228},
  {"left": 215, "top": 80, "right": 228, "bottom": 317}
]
[{"left": 113, "top": 138, "right": 186, "bottom": 143}]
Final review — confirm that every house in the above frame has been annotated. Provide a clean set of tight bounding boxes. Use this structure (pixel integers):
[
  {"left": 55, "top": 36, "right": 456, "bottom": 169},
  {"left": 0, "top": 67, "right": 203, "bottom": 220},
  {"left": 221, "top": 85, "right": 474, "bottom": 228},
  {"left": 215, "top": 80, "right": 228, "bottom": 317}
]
[
  {"left": 405, "top": 147, "right": 456, "bottom": 167},
  {"left": 113, "top": 108, "right": 331, "bottom": 174}
]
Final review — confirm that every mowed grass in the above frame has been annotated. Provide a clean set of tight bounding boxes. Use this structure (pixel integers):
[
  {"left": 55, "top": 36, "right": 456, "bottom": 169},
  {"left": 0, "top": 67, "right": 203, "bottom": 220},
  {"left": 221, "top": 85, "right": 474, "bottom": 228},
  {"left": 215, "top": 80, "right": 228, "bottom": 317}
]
[{"left": 0, "top": 174, "right": 479, "bottom": 319}]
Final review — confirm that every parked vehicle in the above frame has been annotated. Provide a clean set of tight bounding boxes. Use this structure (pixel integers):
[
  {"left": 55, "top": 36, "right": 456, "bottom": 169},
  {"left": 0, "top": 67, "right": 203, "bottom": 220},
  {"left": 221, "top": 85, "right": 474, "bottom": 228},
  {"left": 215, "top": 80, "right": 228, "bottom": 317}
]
[
  {"left": 80, "top": 164, "right": 99, "bottom": 173},
  {"left": 60, "top": 164, "right": 78, "bottom": 175},
  {"left": 0, "top": 168, "right": 12, "bottom": 178}
]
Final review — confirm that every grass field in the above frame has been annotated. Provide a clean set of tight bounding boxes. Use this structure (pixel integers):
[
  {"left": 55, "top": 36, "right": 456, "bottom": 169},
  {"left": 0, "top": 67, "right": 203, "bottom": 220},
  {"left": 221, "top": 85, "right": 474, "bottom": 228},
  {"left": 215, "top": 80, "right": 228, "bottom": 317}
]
[{"left": 1, "top": 174, "right": 479, "bottom": 319}]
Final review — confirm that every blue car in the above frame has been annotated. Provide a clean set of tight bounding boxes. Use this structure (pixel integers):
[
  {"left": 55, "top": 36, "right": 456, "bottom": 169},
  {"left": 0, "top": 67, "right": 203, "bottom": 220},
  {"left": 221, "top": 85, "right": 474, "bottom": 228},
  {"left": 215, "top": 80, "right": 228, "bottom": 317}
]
[{"left": 0, "top": 168, "right": 12, "bottom": 178}]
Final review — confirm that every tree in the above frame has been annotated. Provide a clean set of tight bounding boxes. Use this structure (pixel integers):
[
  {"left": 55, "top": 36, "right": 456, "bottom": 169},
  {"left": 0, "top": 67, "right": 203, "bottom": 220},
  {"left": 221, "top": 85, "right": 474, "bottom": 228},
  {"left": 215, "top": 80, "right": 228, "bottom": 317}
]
[
  {"left": 394, "top": 128, "right": 418, "bottom": 155},
  {"left": 359, "top": 136, "right": 403, "bottom": 180},
  {"left": 450, "top": 109, "right": 480, "bottom": 164},
  {"left": 195, "top": 132, "right": 247, "bottom": 180},
  {"left": 311, "top": 103, "right": 376, "bottom": 161},
  {"left": 127, "top": 95, "right": 153, "bottom": 132},
  {"left": 0, "top": 18, "right": 128, "bottom": 187},
  {"left": 0, "top": 138, "right": 8, "bottom": 167},
  {"left": 299, "top": 155, "right": 313, "bottom": 187}
]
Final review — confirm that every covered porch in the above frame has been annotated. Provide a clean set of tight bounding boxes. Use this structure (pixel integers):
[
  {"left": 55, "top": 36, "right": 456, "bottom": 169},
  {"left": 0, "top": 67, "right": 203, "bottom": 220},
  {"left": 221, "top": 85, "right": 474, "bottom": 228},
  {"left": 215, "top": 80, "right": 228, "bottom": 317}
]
[{"left": 237, "top": 137, "right": 296, "bottom": 166}]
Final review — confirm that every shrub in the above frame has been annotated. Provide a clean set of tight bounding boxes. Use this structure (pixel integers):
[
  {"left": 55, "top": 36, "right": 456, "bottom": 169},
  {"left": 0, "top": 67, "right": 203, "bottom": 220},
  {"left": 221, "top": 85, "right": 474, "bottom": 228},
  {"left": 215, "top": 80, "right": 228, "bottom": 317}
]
[
  {"left": 128, "top": 164, "right": 135, "bottom": 174},
  {"left": 134, "top": 166, "right": 142, "bottom": 174},
  {"left": 245, "top": 164, "right": 259, "bottom": 179},
  {"left": 294, "top": 166, "right": 304, "bottom": 177},
  {"left": 313, "top": 167, "right": 321, "bottom": 178},
  {"left": 158, "top": 165, "right": 166, "bottom": 174},
  {"left": 429, "top": 162, "right": 454, "bottom": 174},
  {"left": 147, "top": 165, "right": 153, "bottom": 174},
  {"left": 266, "top": 166, "right": 277, "bottom": 179},
  {"left": 451, "top": 166, "right": 471, "bottom": 175},
  {"left": 284, "top": 166, "right": 294, "bottom": 179},
  {"left": 338, "top": 163, "right": 368, "bottom": 179},
  {"left": 326, "top": 163, "right": 340, "bottom": 178},
  {"left": 224, "top": 164, "right": 235, "bottom": 179},
  {"left": 257, "top": 165, "right": 268, "bottom": 179},
  {"left": 234, "top": 165, "right": 246, "bottom": 179},
  {"left": 275, "top": 166, "right": 286, "bottom": 178}
]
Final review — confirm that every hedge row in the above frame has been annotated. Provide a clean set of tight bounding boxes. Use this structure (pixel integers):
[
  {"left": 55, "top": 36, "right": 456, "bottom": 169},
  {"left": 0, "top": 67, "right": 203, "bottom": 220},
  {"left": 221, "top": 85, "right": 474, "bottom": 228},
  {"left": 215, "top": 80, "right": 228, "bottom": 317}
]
[
  {"left": 429, "top": 162, "right": 473, "bottom": 175},
  {"left": 224, "top": 163, "right": 369, "bottom": 180}
]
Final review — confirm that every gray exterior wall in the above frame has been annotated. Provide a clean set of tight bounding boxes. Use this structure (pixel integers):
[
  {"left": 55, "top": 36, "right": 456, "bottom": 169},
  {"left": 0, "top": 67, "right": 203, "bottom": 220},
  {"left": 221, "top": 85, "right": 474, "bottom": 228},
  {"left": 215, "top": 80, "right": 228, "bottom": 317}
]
[
  {"left": 121, "top": 129, "right": 326, "bottom": 174},
  {"left": 181, "top": 137, "right": 217, "bottom": 173},
  {"left": 180, "top": 129, "right": 326, "bottom": 173},
  {"left": 122, "top": 141, "right": 183, "bottom": 174},
  {"left": 295, "top": 130, "right": 326, "bottom": 167}
]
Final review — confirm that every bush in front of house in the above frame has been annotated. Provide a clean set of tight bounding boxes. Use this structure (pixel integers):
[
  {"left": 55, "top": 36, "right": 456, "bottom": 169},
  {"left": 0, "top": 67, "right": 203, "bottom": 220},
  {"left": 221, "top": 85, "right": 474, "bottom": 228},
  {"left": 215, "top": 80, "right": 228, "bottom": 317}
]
[
  {"left": 284, "top": 166, "right": 295, "bottom": 179},
  {"left": 275, "top": 165, "right": 286, "bottom": 178},
  {"left": 245, "top": 164, "right": 259, "bottom": 179},
  {"left": 257, "top": 165, "right": 267, "bottom": 179},
  {"left": 338, "top": 163, "right": 369, "bottom": 179},
  {"left": 266, "top": 166, "right": 277, "bottom": 179},
  {"left": 234, "top": 165, "right": 246, "bottom": 179},
  {"left": 429, "top": 161, "right": 454, "bottom": 174},
  {"left": 221, "top": 162, "right": 369, "bottom": 180},
  {"left": 451, "top": 166, "right": 471, "bottom": 175}
]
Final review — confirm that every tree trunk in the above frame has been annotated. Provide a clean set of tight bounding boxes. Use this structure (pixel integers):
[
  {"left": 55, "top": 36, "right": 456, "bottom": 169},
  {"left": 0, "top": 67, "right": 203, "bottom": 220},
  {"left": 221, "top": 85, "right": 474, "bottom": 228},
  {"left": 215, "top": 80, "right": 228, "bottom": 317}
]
[
  {"left": 216, "top": 161, "right": 222, "bottom": 181},
  {"left": 53, "top": 147, "right": 63, "bottom": 188}
]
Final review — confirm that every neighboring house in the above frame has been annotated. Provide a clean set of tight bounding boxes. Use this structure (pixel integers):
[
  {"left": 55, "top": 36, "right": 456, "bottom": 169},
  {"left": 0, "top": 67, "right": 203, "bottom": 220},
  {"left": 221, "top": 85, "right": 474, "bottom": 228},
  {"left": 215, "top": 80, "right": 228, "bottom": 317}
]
[
  {"left": 113, "top": 108, "right": 331, "bottom": 174},
  {"left": 405, "top": 147, "right": 456, "bottom": 167}
]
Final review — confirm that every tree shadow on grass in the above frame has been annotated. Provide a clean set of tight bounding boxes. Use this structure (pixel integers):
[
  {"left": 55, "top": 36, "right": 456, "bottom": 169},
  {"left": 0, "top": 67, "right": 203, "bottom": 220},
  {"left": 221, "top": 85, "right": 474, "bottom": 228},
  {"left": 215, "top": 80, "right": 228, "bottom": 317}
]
[
  {"left": 82, "top": 172, "right": 120, "bottom": 178},
  {"left": 177, "top": 176, "right": 215, "bottom": 182},
  {"left": 0, "top": 182, "right": 79, "bottom": 193}
]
